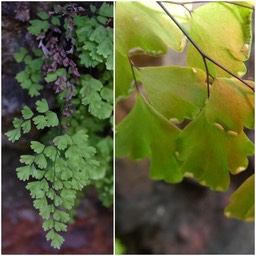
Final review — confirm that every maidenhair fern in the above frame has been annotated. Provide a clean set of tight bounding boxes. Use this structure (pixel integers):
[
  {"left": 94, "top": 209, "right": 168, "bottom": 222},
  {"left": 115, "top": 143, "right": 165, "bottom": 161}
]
[
  {"left": 14, "top": 48, "right": 44, "bottom": 97},
  {"left": 19, "top": 130, "right": 99, "bottom": 248},
  {"left": 5, "top": 2, "right": 113, "bottom": 249},
  {"left": 115, "top": 2, "right": 254, "bottom": 221},
  {"left": 5, "top": 99, "right": 59, "bottom": 142}
]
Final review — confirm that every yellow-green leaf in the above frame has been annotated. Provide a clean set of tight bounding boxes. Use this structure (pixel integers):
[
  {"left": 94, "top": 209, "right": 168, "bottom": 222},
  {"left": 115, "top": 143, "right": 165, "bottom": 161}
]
[
  {"left": 177, "top": 110, "right": 254, "bottom": 191},
  {"left": 5, "top": 128, "right": 21, "bottom": 142},
  {"left": 187, "top": 2, "right": 253, "bottom": 77},
  {"left": 22, "top": 106, "right": 34, "bottom": 119},
  {"left": 21, "top": 120, "right": 31, "bottom": 134},
  {"left": 31, "top": 141, "right": 45, "bottom": 154},
  {"left": 14, "top": 47, "right": 28, "bottom": 63},
  {"left": 33, "top": 115, "right": 48, "bottom": 129},
  {"left": 28, "top": 20, "right": 50, "bottom": 36},
  {"left": 225, "top": 174, "right": 254, "bottom": 222},
  {"left": 45, "top": 111, "right": 59, "bottom": 127},
  {"left": 36, "top": 99, "right": 49, "bottom": 113},
  {"left": 206, "top": 78, "right": 254, "bottom": 133},
  {"left": 35, "top": 154, "right": 47, "bottom": 169},
  {"left": 140, "top": 66, "right": 207, "bottom": 122},
  {"left": 20, "top": 155, "right": 35, "bottom": 165},
  {"left": 116, "top": 94, "right": 182, "bottom": 182},
  {"left": 116, "top": 2, "right": 187, "bottom": 55},
  {"left": 16, "top": 166, "right": 31, "bottom": 181},
  {"left": 44, "top": 146, "right": 57, "bottom": 161},
  {"left": 115, "top": 2, "right": 190, "bottom": 99},
  {"left": 115, "top": 50, "right": 134, "bottom": 100}
]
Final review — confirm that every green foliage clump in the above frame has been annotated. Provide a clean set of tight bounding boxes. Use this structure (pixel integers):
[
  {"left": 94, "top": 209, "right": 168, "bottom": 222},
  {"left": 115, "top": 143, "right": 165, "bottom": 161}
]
[
  {"left": 5, "top": 2, "right": 113, "bottom": 249},
  {"left": 5, "top": 99, "right": 59, "bottom": 142},
  {"left": 14, "top": 48, "right": 43, "bottom": 97},
  {"left": 74, "top": 3, "right": 113, "bottom": 70},
  {"left": 20, "top": 130, "right": 99, "bottom": 248}
]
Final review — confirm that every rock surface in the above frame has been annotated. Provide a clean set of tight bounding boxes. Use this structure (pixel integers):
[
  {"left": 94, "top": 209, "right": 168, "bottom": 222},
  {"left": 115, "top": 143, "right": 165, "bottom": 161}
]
[{"left": 115, "top": 158, "right": 254, "bottom": 254}]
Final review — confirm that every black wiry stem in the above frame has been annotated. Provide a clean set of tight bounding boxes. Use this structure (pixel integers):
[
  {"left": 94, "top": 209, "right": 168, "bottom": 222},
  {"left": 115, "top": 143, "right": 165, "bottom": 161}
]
[
  {"left": 157, "top": 1, "right": 255, "bottom": 92},
  {"left": 164, "top": 1, "right": 254, "bottom": 10},
  {"left": 163, "top": 0, "right": 194, "bottom": 12},
  {"left": 224, "top": 1, "right": 254, "bottom": 10},
  {"left": 202, "top": 57, "right": 210, "bottom": 98},
  {"left": 128, "top": 57, "right": 140, "bottom": 92}
]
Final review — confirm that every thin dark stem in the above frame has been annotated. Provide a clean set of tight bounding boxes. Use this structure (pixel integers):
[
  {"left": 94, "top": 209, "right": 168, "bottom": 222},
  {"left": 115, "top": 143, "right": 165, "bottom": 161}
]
[
  {"left": 164, "top": 1, "right": 207, "bottom": 4},
  {"left": 163, "top": 0, "right": 194, "bottom": 12},
  {"left": 180, "top": 3, "right": 192, "bottom": 15},
  {"left": 164, "top": 1, "right": 254, "bottom": 10},
  {"left": 128, "top": 57, "right": 153, "bottom": 105},
  {"left": 128, "top": 57, "right": 140, "bottom": 92},
  {"left": 209, "top": 73, "right": 215, "bottom": 79},
  {"left": 157, "top": 1, "right": 255, "bottom": 92},
  {"left": 202, "top": 57, "right": 210, "bottom": 98},
  {"left": 224, "top": 1, "right": 254, "bottom": 10},
  {"left": 205, "top": 55, "right": 254, "bottom": 91},
  {"left": 157, "top": 2, "right": 202, "bottom": 54}
]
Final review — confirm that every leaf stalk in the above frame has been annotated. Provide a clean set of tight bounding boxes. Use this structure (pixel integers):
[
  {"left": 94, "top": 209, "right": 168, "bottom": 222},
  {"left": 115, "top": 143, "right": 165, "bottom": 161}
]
[{"left": 157, "top": 1, "right": 255, "bottom": 93}]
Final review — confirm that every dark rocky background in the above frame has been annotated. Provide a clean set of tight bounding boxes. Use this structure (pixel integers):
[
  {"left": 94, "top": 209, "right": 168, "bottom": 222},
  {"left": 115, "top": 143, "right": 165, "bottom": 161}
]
[
  {"left": 2, "top": 2, "right": 113, "bottom": 254},
  {"left": 115, "top": 159, "right": 254, "bottom": 254}
]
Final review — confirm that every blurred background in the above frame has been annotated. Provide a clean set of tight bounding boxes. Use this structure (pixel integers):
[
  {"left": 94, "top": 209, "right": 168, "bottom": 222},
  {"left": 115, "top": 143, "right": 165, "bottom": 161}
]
[
  {"left": 115, "top": 3, "right": 255, "bottom": 254},
  {"left": 1, "top": 2, "right": 113, "bottom": 254}
]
